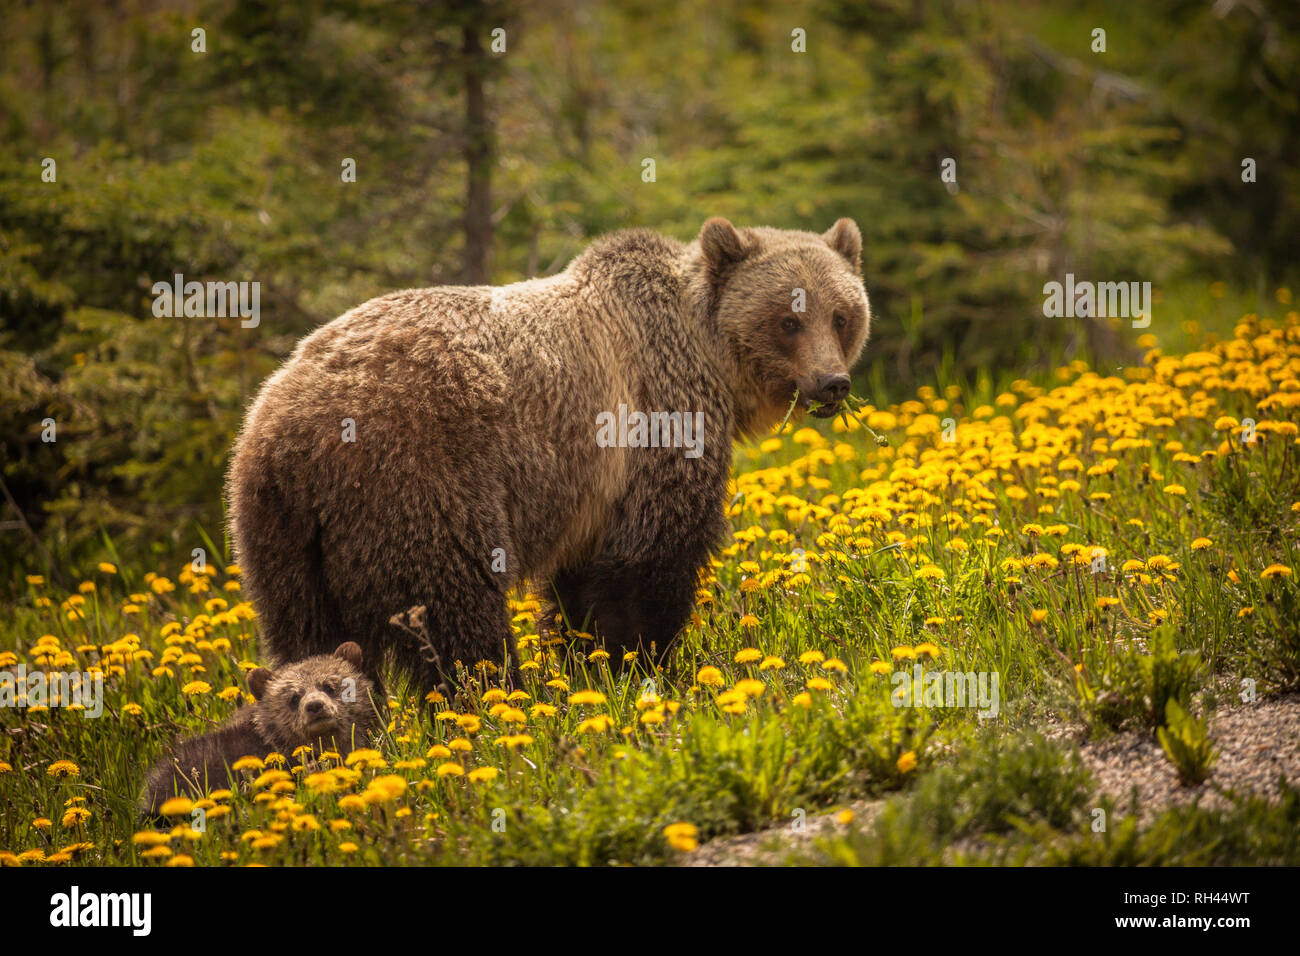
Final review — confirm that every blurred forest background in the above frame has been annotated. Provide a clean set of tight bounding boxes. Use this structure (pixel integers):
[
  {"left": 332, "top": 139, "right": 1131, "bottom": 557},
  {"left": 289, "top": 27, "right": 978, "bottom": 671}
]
[{"left": 1, "top": 0, "right": 1297, "bottom": 585}]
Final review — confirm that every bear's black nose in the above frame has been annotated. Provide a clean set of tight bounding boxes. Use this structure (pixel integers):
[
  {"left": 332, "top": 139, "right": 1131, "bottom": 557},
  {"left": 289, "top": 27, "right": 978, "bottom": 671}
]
[
  {"left": 813, "top": 374, "right": 851, "bottom": 403},
  {"left": 305, "top": 698, "right": 325, "bottom": 716}
]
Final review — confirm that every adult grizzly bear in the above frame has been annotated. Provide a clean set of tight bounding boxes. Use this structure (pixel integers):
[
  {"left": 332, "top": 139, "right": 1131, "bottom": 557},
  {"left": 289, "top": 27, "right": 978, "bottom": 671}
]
[{"left": 228, "top": 218, "right": 870, "bottom": 692}]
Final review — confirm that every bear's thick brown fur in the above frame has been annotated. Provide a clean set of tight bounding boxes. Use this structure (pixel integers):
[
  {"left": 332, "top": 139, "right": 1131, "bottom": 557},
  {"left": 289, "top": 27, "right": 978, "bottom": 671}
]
[
  {"left": 228, "top": 219, "right": 870, "bottom": 692},
  {"left": 141, "top": 642, "right": 379, "bottom": 815}
]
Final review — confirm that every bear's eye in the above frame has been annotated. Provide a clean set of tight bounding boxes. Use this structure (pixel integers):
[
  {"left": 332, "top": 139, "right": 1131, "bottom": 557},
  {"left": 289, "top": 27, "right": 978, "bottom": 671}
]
[
  {"left": 780, "top": 316, "right": 801, "bottom": 334},
  {"left": 833, "top": 312, "right": 847, "bottom": 331},
  {"left": 289, "top": 692, "right": 302, "bottom": 709},
  {"left": 321, "top": 681, "right": 336, "bottom": 696}
]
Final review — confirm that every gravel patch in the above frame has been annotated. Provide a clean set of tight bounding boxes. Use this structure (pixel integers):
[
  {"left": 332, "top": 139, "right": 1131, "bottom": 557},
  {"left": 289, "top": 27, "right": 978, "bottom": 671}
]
[
  {"left": 684, "top": 693, "right": 1300, "bottom": 865},
  {"left": 1079, "top": 692, "right": 1300, "bottom": 823}
]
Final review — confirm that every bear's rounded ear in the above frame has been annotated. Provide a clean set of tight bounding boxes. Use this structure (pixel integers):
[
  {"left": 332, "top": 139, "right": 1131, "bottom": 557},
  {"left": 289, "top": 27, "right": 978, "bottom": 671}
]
[
  {"left": 699, "top": 217, "right": 752, "bottom": 275},
  {"left": 823, "top": 218, "right": 862, "bottom": 270},
  {"left": 246, "top": 667, "right": 272, "bottom": 700},
  {"left": 334, "top": 641, "right": 364, "bottom": 669}
]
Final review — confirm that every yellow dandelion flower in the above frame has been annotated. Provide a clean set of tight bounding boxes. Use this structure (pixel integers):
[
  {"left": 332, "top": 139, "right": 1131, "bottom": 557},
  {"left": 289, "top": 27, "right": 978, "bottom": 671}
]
[
  {"left": 576, "top": 715, "right": 613, "bottom": 734},
  {"left": 365, "top": 775, "right": 408, "bottom": 801},
  {"left": 455, "top": 714, "right": 482, "bottom": 734},
  {"left": 344, "top": 748, "right": 385, "bottom": 768},
  {"left": 498, "top": 706, "right": 527, "bottom": 725},
  {"left": 158, "top": 797, "right": 193, "bottom": 817},
  {"left": 696, "top": 666, "right": 724, "bottom": 687},
  {"left": 663, "top": 822, "right": 699, "bottom": 852},
  {"left": 252, "top": 769, "right": 291, "bottom": 790},
  {"left": 61, "top": 807, "right": 91, "bottom": 828}
]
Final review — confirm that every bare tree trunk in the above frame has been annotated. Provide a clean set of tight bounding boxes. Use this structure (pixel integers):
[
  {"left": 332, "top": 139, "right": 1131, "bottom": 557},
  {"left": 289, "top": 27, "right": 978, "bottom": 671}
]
[{"left": 461, "top": 17, "right": 493, "bottom": 284}]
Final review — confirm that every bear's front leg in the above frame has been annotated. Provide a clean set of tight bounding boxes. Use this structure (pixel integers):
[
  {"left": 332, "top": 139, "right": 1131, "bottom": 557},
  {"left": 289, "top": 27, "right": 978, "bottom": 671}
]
[{"left": 550, "top": 548, "right": 706, "bottom": 666}]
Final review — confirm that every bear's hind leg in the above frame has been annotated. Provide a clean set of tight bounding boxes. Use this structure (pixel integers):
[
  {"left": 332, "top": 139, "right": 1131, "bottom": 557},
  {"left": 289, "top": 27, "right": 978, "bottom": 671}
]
[{"left": 234, "top": 479, "right": 348, "bottom": 667}]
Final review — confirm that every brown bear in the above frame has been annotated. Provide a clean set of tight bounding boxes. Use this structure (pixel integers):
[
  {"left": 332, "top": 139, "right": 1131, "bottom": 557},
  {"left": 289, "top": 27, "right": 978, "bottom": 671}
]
[
  {"left": 141, "top": 642, "right": 379, "bottom": 815},
  {"left": 227, "top": 219, "right": 870, "bottom": 692}
]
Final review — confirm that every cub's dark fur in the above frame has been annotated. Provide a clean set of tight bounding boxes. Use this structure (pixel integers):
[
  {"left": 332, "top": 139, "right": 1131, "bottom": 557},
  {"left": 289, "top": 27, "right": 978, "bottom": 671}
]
[{"left": 141, "top": 642, "right": 378, "bottom": 815}]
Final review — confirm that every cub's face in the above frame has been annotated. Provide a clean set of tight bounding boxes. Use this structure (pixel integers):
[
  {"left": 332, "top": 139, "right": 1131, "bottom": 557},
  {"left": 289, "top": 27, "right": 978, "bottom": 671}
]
[
  {"left": 248, "top": 642, "right": 375, "bottom": 751},
  {"left": 701, "top": 218, "right": 870, "bottom": 433}
]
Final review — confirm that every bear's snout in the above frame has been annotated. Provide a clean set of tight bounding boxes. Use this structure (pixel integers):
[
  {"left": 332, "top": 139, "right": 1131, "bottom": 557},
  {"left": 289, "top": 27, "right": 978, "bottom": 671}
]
[
  {"left": 807, "top": 373, "right": 851, "bottom": 416},
  {"left": 301, "top": 692, "right": 335, "bottom": 724},
  {"left": 812, "top": 373, "right": 850, "bottom": 403}
]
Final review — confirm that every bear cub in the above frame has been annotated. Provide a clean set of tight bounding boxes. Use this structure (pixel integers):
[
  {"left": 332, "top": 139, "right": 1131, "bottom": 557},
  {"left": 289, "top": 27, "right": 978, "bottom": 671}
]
[{"left": 142, "top": 642, "right": 379, "bottom": 815}]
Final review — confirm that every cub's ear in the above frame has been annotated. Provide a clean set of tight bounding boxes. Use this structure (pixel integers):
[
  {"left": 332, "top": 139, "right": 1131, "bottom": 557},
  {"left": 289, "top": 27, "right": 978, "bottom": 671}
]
[
  {"left": 823, "top": 218, "right": 862, "bottom": 270},
  {"left": 699, "top": 217, "right": 753, "bottom": 276},
  {"left": 247, "top": 667, "right": 273, "bottom": 700},
  {"left": 334, "top": 641, "right": 364, "bottom": 669}
]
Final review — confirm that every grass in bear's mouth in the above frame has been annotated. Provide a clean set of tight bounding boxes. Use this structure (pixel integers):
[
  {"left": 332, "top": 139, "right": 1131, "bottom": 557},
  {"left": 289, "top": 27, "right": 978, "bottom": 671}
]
[
  {"left": 777, "top": 390, "right": 800, "bottom": 431},
  {"left": 779, "top": 390, "right": 885, "bottom": 441},
  {"left": 2, "top": 311, "right": 1299, "bottom": 866}
]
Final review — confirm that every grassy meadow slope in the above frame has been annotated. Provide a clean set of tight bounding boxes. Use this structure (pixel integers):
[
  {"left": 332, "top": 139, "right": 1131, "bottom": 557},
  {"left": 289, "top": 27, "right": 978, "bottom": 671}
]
[{"left": 2, "top": 305, "right": 1299, "bottom": 866}]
